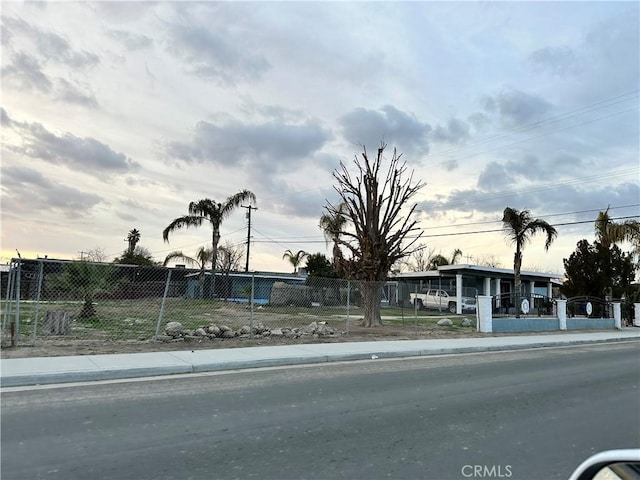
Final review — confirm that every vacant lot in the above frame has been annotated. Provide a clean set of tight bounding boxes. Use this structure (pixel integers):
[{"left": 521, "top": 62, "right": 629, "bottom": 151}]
[{"left": 1, "top": 298, "right": 482, "bottom": 358}]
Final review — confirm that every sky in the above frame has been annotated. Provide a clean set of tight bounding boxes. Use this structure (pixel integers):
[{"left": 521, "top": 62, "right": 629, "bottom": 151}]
[{"left": 1, "top": 1, "right": 639, "bottom": 275}]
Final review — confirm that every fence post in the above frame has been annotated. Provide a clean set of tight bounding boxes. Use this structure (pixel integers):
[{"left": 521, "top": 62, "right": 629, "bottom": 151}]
[
  {"left": 557, "top": 299, "right": 567, "bottom": 331},
  {"left": 32, "top": 260, "right": 45, "bottom": 345},
  {"left": 13, "top": 260, "right": 22, "bottom": 346},
  {"left": 2, "top": 261, "right": 16, "bottom": 346},
  {"left": 613, "top": 302, "right": 622, "bottom": 330},
  {"left": 346, "top": 280, "right": 350, "bottom": 335},
  {"left": 154, "top": 269, "right": 172, "bottom": 340},
  {"left": 477, "top": 295, "right": 492, "bottom": 333},
  {"left": 414, "top": 284, "right": 418, "bottom": 334},
  {"left": 634, "top": 303, "right": 640, "bottom": 327},
  {"left": 250, "top": 274, "right": 255, "bottom": 339}
]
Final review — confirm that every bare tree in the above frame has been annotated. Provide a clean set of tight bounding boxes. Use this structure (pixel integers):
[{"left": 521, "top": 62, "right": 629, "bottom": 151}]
[
  {"left": 325, "top": 143, "right": 425, "bottom": 327},
  {"left": 396, "top": 243, "right": 435, "bottom": 272},
  {"left": 474, "top": 254, "right": 502, "bottom": 268},
  {"left": 83, "top": 247, "right": 108, "bottom": 263},
  {"left": 217, "top": 242, "right": 245, "bottom": 273}
]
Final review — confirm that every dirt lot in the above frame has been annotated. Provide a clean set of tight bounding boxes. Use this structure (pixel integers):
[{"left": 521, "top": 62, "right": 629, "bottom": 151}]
[
  {"left": 0, "top": 325, "right": 488, "bottom": 359},
  {"left": 0, "top": 323, "right": 562, "bottom": 359}
]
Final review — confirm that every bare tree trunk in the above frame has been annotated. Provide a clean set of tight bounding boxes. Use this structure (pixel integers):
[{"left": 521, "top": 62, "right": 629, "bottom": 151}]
[{"left": 361, "top": 281, "right": 383, "bottom": 327}]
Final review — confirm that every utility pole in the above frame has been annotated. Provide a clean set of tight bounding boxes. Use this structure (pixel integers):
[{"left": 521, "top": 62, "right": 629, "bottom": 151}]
[{"left": 242, "top": 205, "right": 258, "bottom": 272}]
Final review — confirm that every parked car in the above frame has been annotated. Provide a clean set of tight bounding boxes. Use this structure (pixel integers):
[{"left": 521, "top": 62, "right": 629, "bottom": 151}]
[{"left": 409, "top": 289, "right": 476, "bottom": 313}]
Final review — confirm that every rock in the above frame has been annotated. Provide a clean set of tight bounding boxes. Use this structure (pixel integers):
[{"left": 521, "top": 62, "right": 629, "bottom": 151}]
[
  {"left": 207, "top": 325, "right": 221, "bottom": 336},
  {"left": 253, "top": 323, "right": 268, "bottom": 334},
  {"left": 240, "top": 325, "right": 251, "bottom": 335},
  {"left": 221, "top": 330, "right": 236, "bottom": 338},
  {"left": 219, "top": 325, "right": 231, "bottom": 332},
  {"left": 194, "top": 327, "right": 207, "bottom": 336},
  {"left": 437, "top": 318, "right": 453, "bottom": 326},
  {"left": 303, "top": 321, "right": 318, "bottom": 334},
  {"left": 460, "top": 318, "right": 474, "bottom": 327},
  {"left": 271, "top": 328, "right": 283, "bottom": 336},
  {"left": 165, "top": 321, "right": 184, "bottom": 337}
]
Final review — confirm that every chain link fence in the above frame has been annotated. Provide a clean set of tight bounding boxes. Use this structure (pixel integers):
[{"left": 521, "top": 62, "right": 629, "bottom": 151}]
[{"left": 1, "top": 259, "right": 477, "bottom": 349}]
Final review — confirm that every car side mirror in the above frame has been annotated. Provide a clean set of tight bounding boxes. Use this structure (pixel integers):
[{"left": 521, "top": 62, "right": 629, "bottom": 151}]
[{"left": 569, "top": 450, "right": 640, "bottom": 480}]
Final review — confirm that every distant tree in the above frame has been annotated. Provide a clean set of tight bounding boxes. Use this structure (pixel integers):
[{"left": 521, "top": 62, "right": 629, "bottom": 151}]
[
  {"left": 126, "top": 229, "right": 141, "bottom": 255},
  {"left": 319, "top": 202, "right": 348, "bottom": 268},
  {"left": 501, "top": 207, "right": 557, "bottom": 317},
  {"left": 83, "top": 247, "right": 108, "bottom": 263},
  {"left": 164, "top": 246, "right": 213, "bottom": 298},
  {"left": 305, "top": 253, "right": 338, "bottom": 278},
  {"left": 561, "top": 239, "right": 635, "bottom": 299},
  {"left": 163, "top": 191, "right": 256, "bottom": 297},
  {"left": 282, "top": 249, "right": 308, "bottom": 274},
  {"left": 474, "top": 254, "right": 502, "bottom": 268},
  {"left": 397, "top": 244, "right": 435, "bottom": 272},
  {"left": 51, "top": 261, "right": 115, "bottom": 318},
  {"left": 427, "top": 248, "right": 463, "bottom": 270},
  {"left": 595, "top": 207, "right": 640, "bottom": 252},
  {"left": 114, "top": 246, "right": 156, "bottom": 266},
  {"left": 324, "top": 143, "right": 425, "bottom": 327},
  {"left": 216, "top": 242, "right": 245, "bottom": 273}
]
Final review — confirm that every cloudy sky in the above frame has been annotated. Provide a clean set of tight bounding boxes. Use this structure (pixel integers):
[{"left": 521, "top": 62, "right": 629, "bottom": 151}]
[{"left": 1, "top": 1, "right": 639, "bottom": 274}]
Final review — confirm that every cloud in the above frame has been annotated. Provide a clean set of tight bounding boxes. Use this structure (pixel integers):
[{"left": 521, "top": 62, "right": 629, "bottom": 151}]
[
  {"left": 339, "top": 105, "right": 432, "bottom": 157},
  {"left": 467, "top": 112, "right": 491, "bottom": 131},
  {"left": 529, "top": 46, "right": 583, "bottom": 76},
  {"left": 164, "top": 19, "right": 270, "bottom": 84},
  {"left": 166, "top": 117, "right": 330, "bottom": 176},
  {"left": 3, "top": 111, "right": 139, "bottom": 176},
  {"left": 1, "top": 52, "right": 52, "bottom": 92},
  {"left": 3, "top": 17, "right": 99, "bottom": 69},
  {"left": 106, "top": 29, "right": 153, "bottom": 50},
  {"left": 1, "top": 165, "right": 104, "bottom": 217},
  {"left": 55, "top": 78, "right": 98, "bottom": 107},
  {"left": 431, "top": 118, "right": 471, "bottom": 145},
  {"left": 481, "top": 89, "right": 553, "bottom": 128}
]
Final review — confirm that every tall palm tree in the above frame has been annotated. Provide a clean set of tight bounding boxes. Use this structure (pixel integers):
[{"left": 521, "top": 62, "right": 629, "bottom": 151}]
[
  {"left": 282, "top": 249, "right": 308, "bottom": 274},
  {"left": 319, "top": 202, "right": 348, "bottom": 270},
  {"left": 163, "top": 246, "right": 213, "bottom": 298},
  {"left": 502, "top": 207, "right": 557, "bottom": 317},
  {"left": 163, "top": 190, "right": 256, "bottom": 297},
  {"left": 595, "top": 207, "right": 640, "bottom": 252},
  {"left": 126, "top": 228, "right": 141, "bottom": 255}
]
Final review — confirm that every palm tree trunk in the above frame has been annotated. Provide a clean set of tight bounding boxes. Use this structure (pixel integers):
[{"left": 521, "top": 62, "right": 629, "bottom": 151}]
[
  {"left": 514, "top": 248, "right": 522, "bottom": 318},
  {"left": 211, "top": 228, "right": 220, "bottom": 299},
  {"left": 362, "top": 281, "right": 383, "bottom": 327}
]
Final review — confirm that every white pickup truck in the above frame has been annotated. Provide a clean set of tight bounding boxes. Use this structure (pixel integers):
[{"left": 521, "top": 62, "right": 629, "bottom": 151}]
[{"left": 409, "top": 289, "right": 476, "bottom": 313}]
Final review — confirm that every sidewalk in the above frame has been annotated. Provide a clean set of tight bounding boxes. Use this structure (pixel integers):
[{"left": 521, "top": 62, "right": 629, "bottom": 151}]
[{"left": 2, "top": 330, "right": 639, "bottom": 388}]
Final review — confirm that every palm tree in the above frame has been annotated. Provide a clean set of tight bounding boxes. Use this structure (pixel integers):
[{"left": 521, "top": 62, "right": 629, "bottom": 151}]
[
  {"left": 163, "top": 190, "right": 256, "bottom": 297},
  {"left": 427, "top": 248, "right": 463, "bottom": 270},
  {"left": 502, "top": 207, "right": 557, "bottom": 317},
  {"left": 282, "top": 249, "right": 308, "bottom": 274},
  {"left": 126, "top": 228, "right": 141, "bottom": 255},
  {"left": 164, "top": 247, "right": 213, "bottom": 298},
  {"left": 595, "top": 207, "right": 640, "bottom": 252},
  {"left": 319, "top": 202, "right": 348, "bottom": 270}
]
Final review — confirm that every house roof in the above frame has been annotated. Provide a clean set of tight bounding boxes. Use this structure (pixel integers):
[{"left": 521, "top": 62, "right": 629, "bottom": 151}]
[{"left": 390, "top": 264, "right": 563, "bottom": 283}]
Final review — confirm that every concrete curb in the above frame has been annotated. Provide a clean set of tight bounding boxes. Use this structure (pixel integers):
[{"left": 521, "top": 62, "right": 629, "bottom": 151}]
[{"left": 2, "top": 334, "right": 639, "bottom": 388}]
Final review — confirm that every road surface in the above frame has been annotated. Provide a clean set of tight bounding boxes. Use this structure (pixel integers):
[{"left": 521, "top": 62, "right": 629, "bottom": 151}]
[{"left": 2, "top": 342, "right": 639, "bottom": 480}]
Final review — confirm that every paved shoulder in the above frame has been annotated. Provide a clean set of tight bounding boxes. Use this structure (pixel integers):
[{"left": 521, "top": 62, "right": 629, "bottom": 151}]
[{"left": 2, "top": 330, "right": 639, "bottom": 387}]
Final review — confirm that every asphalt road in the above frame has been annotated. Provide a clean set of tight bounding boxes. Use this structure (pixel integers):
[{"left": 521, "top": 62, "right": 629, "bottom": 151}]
[{"left": 2, "top": 342, "right": 639, "bottom": 480}]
